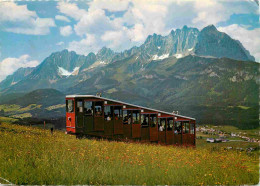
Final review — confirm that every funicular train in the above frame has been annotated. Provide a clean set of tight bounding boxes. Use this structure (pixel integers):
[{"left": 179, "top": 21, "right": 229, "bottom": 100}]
[{"left": 66, "top": 95, "right": 196, "bottom": 146}]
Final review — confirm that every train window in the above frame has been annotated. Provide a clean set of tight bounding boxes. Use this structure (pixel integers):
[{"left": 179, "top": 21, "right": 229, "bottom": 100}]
[
  {"left": 66, "top": 100, "right": 74, "bottom": 113},
  {"left": 190, "top": 123, "right": 195, "bottom": 134},
  {"left": 174, "top": 121, "right": 182, "bottom": 134},
  {"left": 123, "top": 110, "right": 128, "bottom": 124},
  {"left": 114, "top": 106, "right": 122, "bottom": 120},
  {"left": 104, "top": 106, "right": 113, "bottom": 121},
  {"left": 167, "top": 118, "right": 173, "bottom": 131},
  {"left": 141, "top": 114, "right": 149, "bottom": 127},
  {"left": 84, "top": 101, "right": 93, "bottom": 115},
  {"left": 123, "top": 110, "right": 132, "bottom": 124},
  {"left": 150, "top": 114, "right": 157, "bottom": 127},
  {"left": 183, "top": 122, "right": 189, "bottom": 134},
  {"left": 132, "top": 110, "right": 140, "bottom": 124},
  {"left": 94, "top": 101, "right": 103, "bottom": 116},
  {"left": 77, "top": 100, "right": 83, "bottom": 113},
  {"left": 159, "top": 118, "right": 166, "bottom": 131}
]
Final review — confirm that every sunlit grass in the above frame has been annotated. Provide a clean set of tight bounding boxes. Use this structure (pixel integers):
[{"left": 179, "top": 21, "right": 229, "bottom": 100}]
[
  {"left": 0, "top": 117, "right": 18, "bottom": 123},
  {"left": 0, "top": 122, "right": 258, "bottom": 185},
  {"left": 11, "top": 113, "right": 32, "bottom": 119},
  {"left": 0, "top": 104, "right": 21, "bottom": 112}
]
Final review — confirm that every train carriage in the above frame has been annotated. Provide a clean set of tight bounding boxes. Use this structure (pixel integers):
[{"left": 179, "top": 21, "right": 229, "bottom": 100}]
[{"left": 66, "top": 95, "right": 196, "bottom": 146}]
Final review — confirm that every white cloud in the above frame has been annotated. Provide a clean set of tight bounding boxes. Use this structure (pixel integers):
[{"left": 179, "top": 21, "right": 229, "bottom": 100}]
[
  {"left": 0, "top": 55, "right": 39, "bottom": 82},
  {"left": 56, "top": 41, "right": 65, "bottom": 46},
  {"left": 87, "top": 0, "right": 130, "bottom": 12},
  {"left": 57, "top": 1, "right": 88, "bottom": 21},
  {"left": 101, "top": 28, "right": 132, "bottom": 50},
  {"left": 68, "top": 34, "right": 101, "bottom": 55},
  {"left": 192, "top": 0, "right": 258, "bottom": 29},
  {"left": 60, "top": 25, "right": 73, "bottom": 36},
  {"left": 0, "top": 2, "right": 55, "bottom": 35},
  {"left": 218, "top": 24, "right": 260, "bottom": 62},
  {"left": 74, "top": 8, "right": 116, "bottom": 36},
  {"left": 55, "top": 15, "right": 70, "bottom": 22},
  {"left": 192, "top": 0, "right": 226, "bottom": 27}
]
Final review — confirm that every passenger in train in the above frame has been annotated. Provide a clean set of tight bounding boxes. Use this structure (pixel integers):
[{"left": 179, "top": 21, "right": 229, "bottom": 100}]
[
  {"left": 142, "top": 118, "right": 148, "bottom": 126},
  {"left": 107, "top": 112, "right": 111, "bottom": 121},
  {"left": 128, "top": 115, "right": 132, "bottom": 124},
  {"left": 150, "top": 120, "right": 156, "bottom": 127},
  {"left": 86, "top": 108, "right": 92, "bottom": 114},
  {"left": 96, "top": 107, "right": 101, "bottom": 116},
  {"left": 115, "top": 114, "right": 119, "bottom": 120},
  {"left": 123, "top": 116, "right": 128, "bottom": 124},
  {"left": 177, "top": 127, "right": 182, "bottom": 134},
  {"left": 159, "top": 125, "right": 164, "bottom": 131}
]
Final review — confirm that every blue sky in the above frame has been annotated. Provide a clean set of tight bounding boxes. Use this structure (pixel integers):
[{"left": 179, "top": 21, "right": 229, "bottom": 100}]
[{"left": 0, "top": 0, "right": 259, "bottom": 81}]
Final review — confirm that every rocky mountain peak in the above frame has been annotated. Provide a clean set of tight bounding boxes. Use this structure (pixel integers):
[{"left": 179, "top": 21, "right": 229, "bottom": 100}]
[
  {"left": 195, "top": 25, "right": 255, "bottom": 61},
  {"left": 96, "top": 47, "right": 115, "bottom": 62},
  {"left": 201, "top": 24, "right": 218, "bottom": 32}
]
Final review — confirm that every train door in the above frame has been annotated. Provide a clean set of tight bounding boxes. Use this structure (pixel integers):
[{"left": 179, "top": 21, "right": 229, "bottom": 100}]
[
  {"left": 93, "top": 101, "right": 104, "bottom": 131},
  {"left": 141, "top": 114, "right": 149, "bottom": 141},
  {"left": 166, "top": 118, "right": 174, "bottom": 144},
  {"left": 182, "top": 121, "right": 190, "bottom": 144},
  {"left": 123, "top": 110, "right": 132, "bottom": 139},
  {"left": 132, "top": 110, "right": 141, "bottom": 138},
  {"left": 114, "top": 106, "right": 123, "bottom": 134},
  {"left": 174, "top": 121, "right": 182, "bottom": 145},
  {"left": 149, "top": 114, "right": 158, "bottom": 141},
  {"left": 190, "top": 121, "right": 195, "bottom": 145},
  {"left": 76, "top": 99, "right": 84, "bottom": 133},
  {"left": 83, "top": 100, "right": 94, "bottom": 132},
  {"left": 158, "top": 118, "right": 166, "bottom": 143},
  {"left": 104, "top": 105, "right": 114, "bottom": 136},
  {"left": 66, "top": 99, "right": 75, "bottom": 133}
]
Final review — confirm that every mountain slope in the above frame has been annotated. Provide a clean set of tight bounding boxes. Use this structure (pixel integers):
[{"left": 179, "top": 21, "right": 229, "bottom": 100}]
[
  {"left": 0, "top": 67, "right": 35, "bottom": 91},
  {"left": 0, "top": 89, "right": 65, "bottom": 119},
  {"left": 0, "top": 25, "right": 256, "bottom": 94},
  {"left": 195, "top": 25, "right": 255, "bottom": 61},
  {"left": 5, "top": 88, "right": 65, "bottom": 107}
]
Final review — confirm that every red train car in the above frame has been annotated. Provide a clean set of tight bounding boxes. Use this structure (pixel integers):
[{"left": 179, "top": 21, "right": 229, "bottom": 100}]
[{"left": 65, "top": 95, "right": 196, "bottom": 146}]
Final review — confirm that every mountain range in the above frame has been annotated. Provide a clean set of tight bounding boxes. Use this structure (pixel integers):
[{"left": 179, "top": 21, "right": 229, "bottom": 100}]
[{"left": 0, "top": 25, "right": 258, "bottom": 129}]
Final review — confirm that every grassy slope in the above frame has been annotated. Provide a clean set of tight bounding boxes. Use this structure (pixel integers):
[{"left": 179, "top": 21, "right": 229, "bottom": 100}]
[{"left": 0, "top": 121, "right": 258, "bottom": 185}]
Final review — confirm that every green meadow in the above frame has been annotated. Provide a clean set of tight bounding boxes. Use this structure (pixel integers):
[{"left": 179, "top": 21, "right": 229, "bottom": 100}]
[{"left": 0, "top": 119, "right": 259, "bottom": 185}]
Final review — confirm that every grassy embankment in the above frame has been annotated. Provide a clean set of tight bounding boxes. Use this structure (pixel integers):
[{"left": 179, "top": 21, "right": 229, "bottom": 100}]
[{"left": 0, "top": 118, "right": 259, "bottom": 185}]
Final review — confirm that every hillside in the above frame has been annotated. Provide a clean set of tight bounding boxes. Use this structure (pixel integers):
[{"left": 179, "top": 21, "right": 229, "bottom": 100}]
[
  {"left": 0, "top": 89, "right": 65, "bottom": 119},
  {"left": 0, "top": 122, "right": 258, "bottom": 185}
]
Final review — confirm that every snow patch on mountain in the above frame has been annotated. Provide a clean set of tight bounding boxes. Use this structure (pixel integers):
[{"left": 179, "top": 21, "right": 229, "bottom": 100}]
[
  {"left": 152, "top": 53, "right": 169, "bottom": 60},
  {"left": 89, "top": 61, "right": 107, "bottom": 69},
  {"left": 82, "top": 61, "right": 107, "bottom": 72},
  {"left": 174, "top": 54, "right": 183, "bottom": 59},
  {"left": 99, "top": 61, "right": 106, "bottom": 64},
  {"left": 58, "top": 66, "right": 80, "bottom": 77}
]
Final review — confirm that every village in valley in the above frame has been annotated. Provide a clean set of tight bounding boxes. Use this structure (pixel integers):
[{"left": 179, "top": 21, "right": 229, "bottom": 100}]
[{"left": 196, "top": 125, "right": 259, "bottom": 152}]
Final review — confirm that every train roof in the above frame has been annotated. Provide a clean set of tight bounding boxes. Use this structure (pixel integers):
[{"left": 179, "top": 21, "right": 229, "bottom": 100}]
[{"left": 66, "top": 95, "right": 195, "bottom": 121}]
